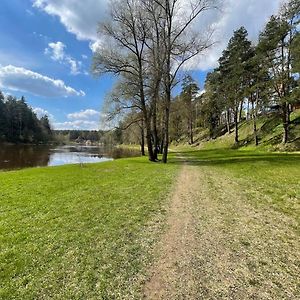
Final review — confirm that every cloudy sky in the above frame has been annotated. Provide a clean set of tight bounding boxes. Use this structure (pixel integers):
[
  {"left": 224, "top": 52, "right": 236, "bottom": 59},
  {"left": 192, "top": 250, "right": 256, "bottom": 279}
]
[{"left": 0, "top": 0, "right": 283, "bottom": 130}]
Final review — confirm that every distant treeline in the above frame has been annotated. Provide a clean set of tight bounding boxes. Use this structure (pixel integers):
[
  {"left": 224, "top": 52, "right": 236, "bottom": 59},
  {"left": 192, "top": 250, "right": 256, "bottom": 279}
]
[
  {"left": 54, "top": 130, "right": 105, "bottom": 143},
  {"left": 0, "top": 91, "right": 52, "bottom": 144},
  {"left": 53, "top": 129, "right": 124, "bottom": 146}
]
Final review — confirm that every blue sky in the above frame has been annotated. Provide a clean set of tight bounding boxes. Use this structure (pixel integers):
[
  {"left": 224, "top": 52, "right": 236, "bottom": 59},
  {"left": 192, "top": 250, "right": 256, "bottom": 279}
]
[{"left": 0, "top": 0, "right": 282, "bottom": 130}]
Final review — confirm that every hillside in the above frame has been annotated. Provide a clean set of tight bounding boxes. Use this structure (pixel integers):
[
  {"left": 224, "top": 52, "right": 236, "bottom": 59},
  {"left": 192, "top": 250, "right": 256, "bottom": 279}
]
[{"left": 188, "top": 109, "right": 300, "bottom": 151}]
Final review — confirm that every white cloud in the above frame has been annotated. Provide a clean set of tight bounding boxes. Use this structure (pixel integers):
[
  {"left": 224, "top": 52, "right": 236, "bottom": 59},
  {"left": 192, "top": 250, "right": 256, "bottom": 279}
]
[
  {"left": 34, "top": 0, "right": 284, "bottom": 70},
  {"left": 196, "top": 89, "right": 206, "bottom": 98},
  {"left": 45, "top": 41, "right": 65, "bottom": 61},
  {"left": 33, "top": 0, "right": 109, "bottom": 41},
  {"left": 32, "top": 107, "right": 54, "bottom": 119},
  {"left": 89, "top": 41, "right": 104, "bottom": 53},
  {"left": 186, "top": 0, "right": 283, "bottom": 70},
  {"left": 66, "top": 57, "right": 81, "bottom": 75},
  {"left": 33, "top": 0, "right": 107, "bottom": 56},
  {"left": 67, "top": 109, "right": 100, "bottom": 120},
  {"left": 45, "top": 41, "right": 82, "bottom": 75},
  {"left": 53, "top": 108, "right": 103, "bottom": 130},
  {"left": 53, "top": 108, "right": 111, "bottom": 130},
  {"left": 0, "top": 65, "right": 85, "bottom": 97},
  {"left": 53, "top": 120, "right": 99, "bottom": 130}
]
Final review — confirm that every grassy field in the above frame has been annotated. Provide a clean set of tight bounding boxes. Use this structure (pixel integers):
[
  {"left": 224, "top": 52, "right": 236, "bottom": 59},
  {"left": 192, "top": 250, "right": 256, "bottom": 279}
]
[
  {"left": 178, "top": 148, "right": 300, "bottom": 220},
  {"left": 166, "top": 148, "right": 300, "bottom": 298},
  {"left": 0, "top": 158, "right": 178, "bottom": 299},
  {"left": 1, "top": 148, "right": 299, "bottom": 299},
  {"left": 171, "top": 148, "right": 300, "bottom": 222}
]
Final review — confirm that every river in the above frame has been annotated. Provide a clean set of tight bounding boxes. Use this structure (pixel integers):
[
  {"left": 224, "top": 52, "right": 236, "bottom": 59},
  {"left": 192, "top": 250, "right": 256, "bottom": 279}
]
[{"left": 0, "top": 144, "right": 140, "bottom": 171}]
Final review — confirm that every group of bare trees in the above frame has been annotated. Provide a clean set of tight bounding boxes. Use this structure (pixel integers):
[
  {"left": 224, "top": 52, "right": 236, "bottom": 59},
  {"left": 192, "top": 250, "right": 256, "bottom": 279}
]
[{"left": 92, "top": 0, "right": 215, "bottom": 162}]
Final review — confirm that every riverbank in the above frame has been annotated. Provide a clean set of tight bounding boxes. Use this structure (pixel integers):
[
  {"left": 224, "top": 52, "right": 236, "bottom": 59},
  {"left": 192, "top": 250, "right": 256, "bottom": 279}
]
[
  {"left": 0, "top": 157, "right": 178, "bottom": 299},
  {"left": 1, "top": 149, "right": 299, "bottom": 299},
  {"left": 0, "top": 144, "right": 141, "bottom": 171}
]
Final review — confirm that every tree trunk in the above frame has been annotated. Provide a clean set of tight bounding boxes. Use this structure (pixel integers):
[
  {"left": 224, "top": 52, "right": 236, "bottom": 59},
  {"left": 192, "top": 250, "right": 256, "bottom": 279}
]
[
  {"left": 140, "top": 119, "right": 145, "bottom": 156},
  {"left": 234, "top": 107, "right": 239, "bottom": 144},
  {"left": 162, "top": 70, "right": 171, "bottom": 163},
  {"left": 145, "top": 117, "right": 155, "bottom": 161},
  {"left": 239, "top": 100, "right": 243, "bottom": 122},
  {"left": 280, "top": 38, "right": 289, "bottom": 144},
  {"left": 162, "top": 103, "right": 170, "bottom": 163},
  {"left": 152, "top": 126, "right": 159, "bottom": 159},
  {"left": 247, "top": 99, "right": 250, "bottom": 120},
  {"left": 151, "top": 95, "right": 159, "bottom": 160},
  {"left": 189, "top": 117, "right": 193, "bottom": 144},
  {"left": 252, "top": 100, "right": 258, "bottom": 146},
  {"left": 159, "top": 114, "right": 164, "bottom": 155},
  {"left": 282, "top": 102, "right": 290, "bottom": 144},
  {"left": 140, "top": 90, "right": 155, "bottom": 161},
  {"left": 160, "top": 136, "right": 164, "bottom": 154},
  {"left": 226, "top": 109, "right": 231, "bottom": 134},
  {"left": 138, "top": 58, "right": 155, "bottom": 161}
]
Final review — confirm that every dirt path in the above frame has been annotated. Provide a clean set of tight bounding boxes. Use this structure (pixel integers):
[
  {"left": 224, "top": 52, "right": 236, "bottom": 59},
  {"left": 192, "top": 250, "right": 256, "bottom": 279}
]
[
  {"left": 143, "top": 164, "right": 200, "bottom": 299},
  {"left": 143, "top": 164, "right": 299, "bottom": 299}
]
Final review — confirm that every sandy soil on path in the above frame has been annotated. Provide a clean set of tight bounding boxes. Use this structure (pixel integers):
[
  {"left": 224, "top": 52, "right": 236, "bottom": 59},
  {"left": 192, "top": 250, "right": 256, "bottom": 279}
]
[
  {"left": 143, "top": 164, "right": 299, "bottom": 300},
  {"left": 143, "top": 164, "right": 200, "bottom": 299}
]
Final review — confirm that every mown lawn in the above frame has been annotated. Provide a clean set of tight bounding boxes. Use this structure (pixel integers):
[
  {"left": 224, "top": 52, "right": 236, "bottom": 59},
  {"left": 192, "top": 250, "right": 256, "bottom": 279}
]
[{"left": 0, "top": 157, "right": 178, "bottom": 299}]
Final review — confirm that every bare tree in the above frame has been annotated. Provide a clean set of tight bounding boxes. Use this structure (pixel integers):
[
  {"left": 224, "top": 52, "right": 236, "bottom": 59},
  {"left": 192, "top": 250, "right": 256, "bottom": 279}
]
[
  {"left": 152, "top": 0, "right": 216, "bottom": 162},
  {"left": 93, "top": 0, "right": 156, "bottom": 161},
  {"left": 102, "top": 79, "right": 146, "bottom": 155},
  {"left": 93, "top": 0, "right": 216, "bottom": 163}
]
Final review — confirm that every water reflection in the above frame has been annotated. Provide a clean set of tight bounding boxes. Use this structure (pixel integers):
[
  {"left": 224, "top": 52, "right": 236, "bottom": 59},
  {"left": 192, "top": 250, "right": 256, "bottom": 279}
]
[
  {"left": 0, "top": 144, "right": 140, "bottom": 171},
  {"left": 0, "top": 145, "right": 50, "bottom": 170}
]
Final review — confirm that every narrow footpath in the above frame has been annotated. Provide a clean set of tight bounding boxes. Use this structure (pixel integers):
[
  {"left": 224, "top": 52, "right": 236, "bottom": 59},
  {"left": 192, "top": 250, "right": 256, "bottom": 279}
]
[
  {"left": 144, "top": 164, "right": 199, "bottom": 299},
  {"left": 143, "top": 163, "right": 299, "bottom": 299}
]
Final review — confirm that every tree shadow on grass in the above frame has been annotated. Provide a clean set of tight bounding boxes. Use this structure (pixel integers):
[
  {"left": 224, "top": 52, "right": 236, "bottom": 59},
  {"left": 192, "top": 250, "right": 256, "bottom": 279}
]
[
  {"left": 124, "top": 148, "right": 300, "bottom": 169},
  {"left": 167, "top": 148, "right": 300, "bottom": 167}
]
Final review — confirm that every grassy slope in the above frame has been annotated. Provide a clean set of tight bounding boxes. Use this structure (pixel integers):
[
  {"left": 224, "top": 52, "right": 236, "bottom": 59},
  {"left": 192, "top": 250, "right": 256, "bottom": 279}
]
[
  {"left": 193, "top": 109, "right": 300, "bottom": 151},
  {"left": 0, "top": 158, "right": 178, "bottom": 299}
]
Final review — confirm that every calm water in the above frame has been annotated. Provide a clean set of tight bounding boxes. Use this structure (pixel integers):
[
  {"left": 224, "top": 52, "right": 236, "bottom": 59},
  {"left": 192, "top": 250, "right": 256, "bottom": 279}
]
[{"left": 0, "top": 144, "right": 140, "bottom": 171}]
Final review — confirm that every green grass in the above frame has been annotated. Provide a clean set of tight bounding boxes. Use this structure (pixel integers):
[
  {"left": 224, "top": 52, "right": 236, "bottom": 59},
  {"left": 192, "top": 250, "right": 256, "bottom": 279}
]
[
  {"left": 1, "top": 147, "right": 299, "bottom": 299},
  {"left": 0, "top": 158, "right": 178, "bottom": 299},
  {"left": 174, "top": 148, "right": 300, "bottom": 223},
  {"left": 193, "top": 109, "right": 300, "bottom": 151},
  {"left": 173, "top": 148, "right": 300, "bottom": 298}
]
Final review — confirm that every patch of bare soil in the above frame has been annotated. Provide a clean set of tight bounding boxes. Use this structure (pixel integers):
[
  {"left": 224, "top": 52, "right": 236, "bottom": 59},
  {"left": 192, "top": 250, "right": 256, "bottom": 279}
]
[
  {"left": 143, "top": 164, "right": 200, "bottom": 299},
  {"left": 143, "top": 165, "right": 299, "bottom": 299}
]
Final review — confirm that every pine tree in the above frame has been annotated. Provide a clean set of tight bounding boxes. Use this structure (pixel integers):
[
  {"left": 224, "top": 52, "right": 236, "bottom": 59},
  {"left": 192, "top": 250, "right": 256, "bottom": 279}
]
[
  {"left": 0, "top": 92, "right": 53, "bottom": 143},
  {"left": 0, "top": 91, "right": 8, "bottom": 140},
  {"left": 257, "top": 0, "right": 299, "bottom": 143},
  {"left": 219, "top": 27, "right": 253, "bottom": 144},
  {"left": 202, "top": 71, "right": 225, "bottom": 139},
  {"left": 243, "top": 44, "right": 271, "bottom": 146},
  {"left": 180, "top": 75, "right": 199, "bottom": 144}
]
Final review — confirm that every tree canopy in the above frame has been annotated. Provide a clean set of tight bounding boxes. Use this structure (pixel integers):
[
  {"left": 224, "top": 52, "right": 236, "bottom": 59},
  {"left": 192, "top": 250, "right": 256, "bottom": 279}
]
[
  {"left": 0, "top": 91, "right": 52, "bottom": 143},
  {"left": 94, "top": 0, "right": 299, "bottom": 157}
]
